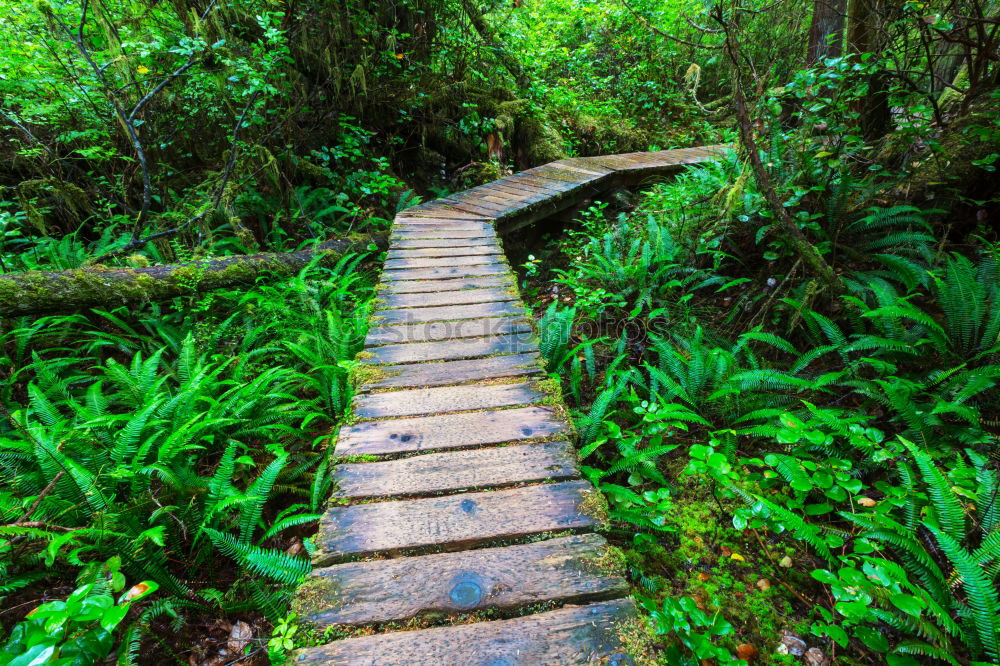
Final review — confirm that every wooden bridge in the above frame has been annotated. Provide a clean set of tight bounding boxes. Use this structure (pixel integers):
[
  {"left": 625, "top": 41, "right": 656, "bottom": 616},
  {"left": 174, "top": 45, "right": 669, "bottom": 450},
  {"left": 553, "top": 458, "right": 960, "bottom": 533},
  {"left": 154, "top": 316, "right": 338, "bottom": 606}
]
[{"left": 291, "top": 145, "right": 727, "bottom": 664}]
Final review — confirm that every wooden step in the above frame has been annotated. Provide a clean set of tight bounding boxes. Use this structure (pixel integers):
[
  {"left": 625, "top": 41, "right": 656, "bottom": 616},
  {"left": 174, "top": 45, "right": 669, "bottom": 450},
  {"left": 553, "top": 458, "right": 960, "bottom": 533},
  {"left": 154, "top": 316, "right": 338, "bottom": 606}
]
[
  {"left": 296, "top": 534, "right": 625, "bottom": 627},
  {"left": 382, "top": 264, "right": 509, "bottom": 281},
  {"left": 335, "top": 406, "right": 569, "bottom": 457},
  {"left": 365, "top": 317, "right": 530, "bottom": 347},
  {"left": 313, "top": 480, "right": 600, "bottom": 564},
  {"left": 361, "top": 352, "right": 541, "bottom": 390},
  {"left": 380, "top": 275, "right": 513, "bottom": 294},
  {"left": 374, "top": 301, "right": 524, "bottom": 325},
  {"left": 387, "top": 245, "right": 500, "bottom": 258},
  {"left": 363, "top": 333, "right": 534, "bottom": 364},
  {"left": 392, "top": 237, "right": 495, "bottom": 248},
  {"left": 392, "top": 226, "right": 493, "bottom": 237},
  {"left": 333, "top": 441, "right": 578, "bottom": 499},
  {"left": 384, "top": 255, "right": 502, "bottom": 270},
  {"left": 352, "top": 381, "right": 545, "bottom": 420},
  {"left": 293, "top": 598, "right": 638, "bottom": 665},
  {"left": 381, "top": 287, "right": 515, "bottom": 309}
]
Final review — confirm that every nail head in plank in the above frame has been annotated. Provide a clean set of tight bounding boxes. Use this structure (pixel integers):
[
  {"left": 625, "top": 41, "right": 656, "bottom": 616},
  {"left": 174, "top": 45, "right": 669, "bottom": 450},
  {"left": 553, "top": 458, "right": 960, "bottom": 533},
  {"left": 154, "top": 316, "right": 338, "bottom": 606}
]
[
  {"left": 313, "top": 480, "right": 598, "bottom": 563},
  {"left": 335, "top": 405, "right": 568, "bottom": 457},
  {"left": 296, "top": 534, "right": 624, "bottom": 628},
  {"left": 361, "top": 352, "right": 541, "bottom": 390},
  {"left": 332, "top": 440, "right": 579, "bottom": 500},
  {"left": 353, "top": 381, "right": 545, "bottom": 419},
  {"left": 292, "top": 598, "right": 638, "bottom": 665}
]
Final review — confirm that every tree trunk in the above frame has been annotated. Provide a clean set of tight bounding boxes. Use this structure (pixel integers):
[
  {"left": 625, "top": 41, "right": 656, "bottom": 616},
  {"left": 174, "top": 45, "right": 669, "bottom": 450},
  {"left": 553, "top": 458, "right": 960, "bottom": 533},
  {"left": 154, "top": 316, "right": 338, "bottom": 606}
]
[
  {"left": 846, "top": 0, "right": 894, "bottom": 139},
  {"left": 0, "top": 236, "right": 386, "bottom": 317},
  {"left": 807, "top": 0, "right": 847, "bottom": 64}
]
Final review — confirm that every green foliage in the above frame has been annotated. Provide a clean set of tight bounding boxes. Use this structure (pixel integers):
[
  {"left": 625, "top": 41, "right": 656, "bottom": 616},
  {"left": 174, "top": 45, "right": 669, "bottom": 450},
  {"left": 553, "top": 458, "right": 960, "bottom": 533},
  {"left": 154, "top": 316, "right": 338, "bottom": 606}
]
[
  {"left": 0, "top": 257, "right": 373, "bottom": 656},
  {"left": 0, "top": 558, "right": 157, "bottom": 665}
]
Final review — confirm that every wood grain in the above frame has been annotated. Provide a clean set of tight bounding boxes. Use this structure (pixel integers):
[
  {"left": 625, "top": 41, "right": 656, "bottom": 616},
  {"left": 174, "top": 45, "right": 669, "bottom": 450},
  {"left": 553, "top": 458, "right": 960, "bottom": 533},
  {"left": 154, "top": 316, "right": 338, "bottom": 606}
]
[
  {"left": 333, "top": 440, "right": 578, "bottom": 499},
  {"left": 335, "top": 406, "right": 569, "bottom": 456},
  {"left": 293, "top": 598, "right": 639, "bottom": 665},
  {"left": 297, "top": 534, "right": 624, "bottom": 627},
  {"left": 361, "top": 352, "right": 541, "bottom": 389},
  {"left": 374, "top": 301, "right": 524, "bottom": 324},
  {"left": 365, "top": 317, "right": 530, "bottom": 346},
  {"left": 313, "top": 481, "right": 599, "bottom": 563},
  {"left": 363, "top": 333, "right": 535, "bottom": 364},
  {"left": 352, "top": 381, "right": 544, "bottom": 419}
]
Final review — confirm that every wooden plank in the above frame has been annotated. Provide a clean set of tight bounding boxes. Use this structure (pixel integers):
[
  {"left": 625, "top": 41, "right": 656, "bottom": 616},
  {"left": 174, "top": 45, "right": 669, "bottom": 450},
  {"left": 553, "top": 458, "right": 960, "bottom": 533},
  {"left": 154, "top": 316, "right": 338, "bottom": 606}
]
[
  {"left": 380, "top": 275, "right": 514, "bottom": 294},
  {"left": 363, "top": 333, "right": 535, "bottom": 364},
  {"left": 524, "top": 166, "right": 599, "bottom": 183},
  {"left": 333, "top": 440, "right": 579, "bottom": 500},
  {"left": 383, "top": 255, "right": 502, "bottom": 270},
  {"left": 394, "top": 222, "right": 493, "bottom": 233},
  {"left": 381, "top": 264, "right": 509, "bottom": 281},
  {"left": 365, "top": 317, "right": 529, "bottom": 347},
  {"left": 391, "top": 228, "right": 494, "bottom": 240},
  {"left": 363, "top": 352, "right": 541, "bottom": 390},
  {"left": 553, "top": 158, "right": 615, "bottom": 176},
  {"left": 395, "top": 215, "right": 491, "bottom": 224},
  {"left": 313, "top": 480, "right": 599, "bottom": 563},
  {"left": 435, "top": 198, "right": 508, "bottom": 217},
  {"left": 293, "top": 598, "right": 637, "bottom": 665},
  {"left": 387, "top": 245, "right": 499, "bottom": 259},
  {"left": 392, "top": 237, "right": 496, "bottom": 249},
  {"left": 488, "top": 182, "right": 554, "bottom": 200},
  {"left": 374, "top": 301, "right": 524, "bottom": 325},
  {"left": 353, "top": 381, "right": 544, "bottom": 419},
  {"left": 381, "top": 288, "right": 515, "bottom": 309},
  {"left": 335, "top": 406, "right": 569, "bottom": 457},
  {"left": 297, "top": 535, "right": 623, "bottom": 627}
]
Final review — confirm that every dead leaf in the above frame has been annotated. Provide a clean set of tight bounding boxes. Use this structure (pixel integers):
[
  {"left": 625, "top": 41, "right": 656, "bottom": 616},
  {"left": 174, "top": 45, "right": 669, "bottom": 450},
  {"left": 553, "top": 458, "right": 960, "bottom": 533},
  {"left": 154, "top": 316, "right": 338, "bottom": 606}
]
[{"left": 228, "top": 620, "right": 253, "bottom": 655}]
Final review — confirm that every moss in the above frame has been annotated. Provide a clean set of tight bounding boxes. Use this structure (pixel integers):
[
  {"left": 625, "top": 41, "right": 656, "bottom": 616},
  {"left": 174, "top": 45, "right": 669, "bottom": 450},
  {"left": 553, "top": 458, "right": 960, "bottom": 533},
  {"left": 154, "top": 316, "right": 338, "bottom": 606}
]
[
  {"left": 535, "top": 376, "right": 564, "bottom": 406},
  {"left": 292, "top": 575, "right": 343, "bottom": 620},
  {"left": 579, "top": 487, "right": 611, "bottom": 530},
  {"left": 348, "top": 361, "right": 394, "bottom": 389},
  {"left": 581, "top": 543, "right": 628, "bottom": 579},
  {"left": 614, "top": 615, "right": 663, "bottom": 666}
]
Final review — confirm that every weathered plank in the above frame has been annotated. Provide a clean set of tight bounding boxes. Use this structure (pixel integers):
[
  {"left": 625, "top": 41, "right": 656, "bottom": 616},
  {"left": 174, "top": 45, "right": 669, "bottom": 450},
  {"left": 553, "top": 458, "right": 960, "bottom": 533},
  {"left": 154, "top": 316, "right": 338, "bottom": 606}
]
[
  {"left": 387, "top": 245, "right": 499, "bottom": 259},
  {"left": 362, "top": 352, "right": 541, "bottom": 389},
  {"left": 296, "top": 534, "right": 624, "bottom": 627},
  {"left": 381, "top": 287, "right": 515, "bottom": 309},
  {"left": 313, "top": 480, "right": 599, "bottom": 563},
  {"left": 391, "top": 228, "right": 495, "bottom": 240},
  {"left": 374, "top": 301, "right": 524, "bottom": 325},
  {"left": 390, "top": 236, "right": 496, "bottom": 245},
  {"left": 363, "top": 332, "right": 535, "bottom": 364},
  {"left": 352, "top": 381, "right": 544, "bottom": 419},
  {"left": 380, "top": 275, "right": 514, "bottom": 294},
  {"left": 293, "top": 598, "right": 638, "bottom": 665},
  {"left": 332, "top": 440, "right": 578, "bottom": 499},
  {"left": 382, "top": 264, "right": 509, "bottom": 280},
  {"left": 335, "top": 406, "right": 569, "bottom": 457},
  {"left": 384, "top": 255, "right": 501, "bottom": 270},
  {"left": 365, "top": 317, "right": 529, "bottom": 346}
]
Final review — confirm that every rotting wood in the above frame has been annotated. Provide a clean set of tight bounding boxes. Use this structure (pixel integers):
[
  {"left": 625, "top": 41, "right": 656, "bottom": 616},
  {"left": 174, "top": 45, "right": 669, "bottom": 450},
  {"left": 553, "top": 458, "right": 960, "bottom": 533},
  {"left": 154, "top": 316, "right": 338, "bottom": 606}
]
[
  {"left": 292, "top": 598, "right": 639, "bottom": 665},
  {"left": 312, "top": 480, "right": 599, "bottom": 563},
  {"left": 332, "top": 440, "right": 579, "bottom": 499},
  {"left": 296, "top": 534, "right": 624, "bottom": 626}
]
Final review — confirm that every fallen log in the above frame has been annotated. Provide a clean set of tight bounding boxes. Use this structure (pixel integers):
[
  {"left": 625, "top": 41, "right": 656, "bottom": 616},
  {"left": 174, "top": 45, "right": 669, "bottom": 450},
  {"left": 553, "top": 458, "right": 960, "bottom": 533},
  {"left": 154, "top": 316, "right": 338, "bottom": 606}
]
[{"left": 0, "top": 235, "right": 387, "bottom": 317}]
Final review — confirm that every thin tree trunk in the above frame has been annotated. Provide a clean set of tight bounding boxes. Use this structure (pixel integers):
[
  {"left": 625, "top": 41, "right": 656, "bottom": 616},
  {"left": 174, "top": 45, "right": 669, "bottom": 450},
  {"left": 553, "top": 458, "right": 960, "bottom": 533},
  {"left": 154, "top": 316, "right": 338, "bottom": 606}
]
[{"left": 807, "top": 0, "right": 847, "bottom": 63}]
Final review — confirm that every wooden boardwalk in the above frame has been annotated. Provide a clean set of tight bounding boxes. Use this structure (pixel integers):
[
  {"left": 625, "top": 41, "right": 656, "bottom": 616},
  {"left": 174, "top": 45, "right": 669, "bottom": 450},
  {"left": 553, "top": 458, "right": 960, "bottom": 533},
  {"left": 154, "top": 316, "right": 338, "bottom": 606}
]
[{"left": 292, "top": 145, "right": 727, "bottom": 664}]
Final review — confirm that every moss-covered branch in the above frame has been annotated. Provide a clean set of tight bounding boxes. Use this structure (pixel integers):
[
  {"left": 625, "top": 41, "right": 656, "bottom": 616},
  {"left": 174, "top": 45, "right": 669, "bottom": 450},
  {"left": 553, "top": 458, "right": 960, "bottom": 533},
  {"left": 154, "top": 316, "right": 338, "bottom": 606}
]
[{"left": 0, "top": 235, "right": 387, "bottom": 317}]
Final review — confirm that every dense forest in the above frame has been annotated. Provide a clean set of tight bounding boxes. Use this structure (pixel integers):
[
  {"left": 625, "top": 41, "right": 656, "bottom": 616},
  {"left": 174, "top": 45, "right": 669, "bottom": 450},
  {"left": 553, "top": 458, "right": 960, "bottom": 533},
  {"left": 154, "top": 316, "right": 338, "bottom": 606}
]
[{"left": 2, "top": 0, "right": 999, "bottom": 663}]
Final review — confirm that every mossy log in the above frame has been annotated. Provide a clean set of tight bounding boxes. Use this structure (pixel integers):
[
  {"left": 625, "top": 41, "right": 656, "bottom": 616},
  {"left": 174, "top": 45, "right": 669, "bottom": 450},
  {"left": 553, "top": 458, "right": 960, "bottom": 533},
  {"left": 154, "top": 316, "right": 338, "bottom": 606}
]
[{"left": 0, "top": 235, "right": 387, "bottom": 317}]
